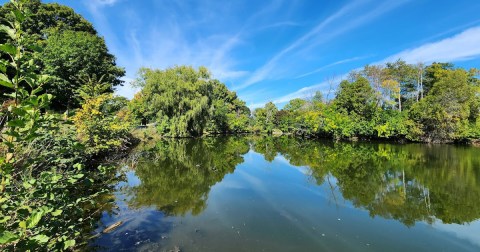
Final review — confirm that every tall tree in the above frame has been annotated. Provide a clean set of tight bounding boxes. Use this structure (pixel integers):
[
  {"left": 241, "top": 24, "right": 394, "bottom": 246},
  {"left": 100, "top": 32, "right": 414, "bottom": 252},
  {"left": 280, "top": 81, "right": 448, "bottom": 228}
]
[
  {"left": 131, "top": 66, "right": 228, "bottom": 137},
  {"left": 409, "top": 68, "right": 477, "bottom": 142},
  {"left": 40, "top": 30, "right": 124, "bottom": 110},
  {"left": 334, "top": 77, "right": 376, "bottom": 118},
  {"left": 253, "top": 102, "right": 278, "bottom": 133},
  {"left": 384, "top": 60, "right": 417, "bottom": 111},
  {"left": 1, "top": 0, "right": 122, "bottom": 110},
  {"left": 362, "top": 64, "right": 385, "bottom": 106},
  {"left": 208, "top": 80, "right": 250, "bottom": 133},
  {"left": 0, "top": 0, "right": 96, "bottom": 37}
]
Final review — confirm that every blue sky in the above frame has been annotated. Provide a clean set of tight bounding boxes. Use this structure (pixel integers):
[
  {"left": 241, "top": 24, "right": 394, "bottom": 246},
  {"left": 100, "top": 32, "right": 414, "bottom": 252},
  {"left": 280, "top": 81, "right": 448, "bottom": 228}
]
[{"left": 4, "top": 0, "right": 480, "bottom": 108}]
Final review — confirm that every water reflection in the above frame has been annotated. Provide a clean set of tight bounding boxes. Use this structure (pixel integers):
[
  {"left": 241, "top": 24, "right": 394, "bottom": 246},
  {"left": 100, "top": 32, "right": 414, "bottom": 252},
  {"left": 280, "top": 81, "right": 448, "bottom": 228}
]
[
  {"left": 127, "top": 136, "right": 480, "bottom": 227},
  {"left": 254, "top": 136, "right": 480, "bottom": 226},
  {"left": 125, "top": 137, "right": 249, "bottom": 216}
]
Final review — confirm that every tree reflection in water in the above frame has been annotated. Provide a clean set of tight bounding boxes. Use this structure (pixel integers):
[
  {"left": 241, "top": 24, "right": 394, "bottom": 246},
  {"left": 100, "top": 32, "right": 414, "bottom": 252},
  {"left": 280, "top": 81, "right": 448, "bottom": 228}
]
[
  {"left": 126, "top": 136, "right": 480, "bottom": 226},
  {"left": 126, "top": 137, "right": 249, "bottom": 216}
]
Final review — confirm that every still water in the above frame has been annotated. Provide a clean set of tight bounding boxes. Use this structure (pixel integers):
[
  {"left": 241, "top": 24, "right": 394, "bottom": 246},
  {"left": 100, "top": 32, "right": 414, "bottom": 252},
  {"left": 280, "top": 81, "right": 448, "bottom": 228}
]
[{"left": 90, "top": 136, "right": 480, "bottom": 251}]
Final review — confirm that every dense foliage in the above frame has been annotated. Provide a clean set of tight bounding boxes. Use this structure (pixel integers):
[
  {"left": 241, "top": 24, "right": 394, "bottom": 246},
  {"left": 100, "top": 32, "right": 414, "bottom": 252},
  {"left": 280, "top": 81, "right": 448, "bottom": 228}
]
[
  {"left": 129, "top": 66, "right": 250, "bottom": 137},
  {"left": 0, "top": 0, "right": 124, "bottom": 111},
  {"left": 253, "top": 60, "right": 480, "bottom": 143},
  {"left": 0, "top": 1, "right": 132, "bottom": 250}
]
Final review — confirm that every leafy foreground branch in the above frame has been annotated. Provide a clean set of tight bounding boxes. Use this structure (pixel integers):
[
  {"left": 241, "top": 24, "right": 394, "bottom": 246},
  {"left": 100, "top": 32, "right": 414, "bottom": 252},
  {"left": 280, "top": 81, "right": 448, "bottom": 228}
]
[{"left": 0, "top": 1, "right": 133, "bottom": 250}]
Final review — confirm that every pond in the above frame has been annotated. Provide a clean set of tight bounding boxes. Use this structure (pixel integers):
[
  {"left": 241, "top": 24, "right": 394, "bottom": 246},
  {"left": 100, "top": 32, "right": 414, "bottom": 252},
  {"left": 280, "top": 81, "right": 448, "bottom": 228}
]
[{"left": 89, "top": 136, "right": 480, "bottom": 251}]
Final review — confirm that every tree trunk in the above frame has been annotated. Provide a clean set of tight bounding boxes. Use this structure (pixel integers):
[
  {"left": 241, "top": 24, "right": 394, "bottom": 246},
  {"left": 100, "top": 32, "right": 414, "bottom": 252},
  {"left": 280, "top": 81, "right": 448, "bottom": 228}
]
[
  {"left": 420, "top": 73, "right": 424, "bottom": 99},
  {"left": 416, "top": 76, "right": 420, "bottom": 102},
  {"left": 398, "top": 94, "right": 402, "bottom": 112}
]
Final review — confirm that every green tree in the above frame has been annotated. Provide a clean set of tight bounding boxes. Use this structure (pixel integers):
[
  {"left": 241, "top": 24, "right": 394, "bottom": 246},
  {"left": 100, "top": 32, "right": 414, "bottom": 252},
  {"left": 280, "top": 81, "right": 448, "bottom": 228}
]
[
  {"left": 311, "top": 91, "right": 324, "bottom": 104},
  {"left": 132, "top": 66, "right": 213, "bottom": 137},
  {"left": 409, "top": 68, "right": 478, "bottom": 142},
  {"left": 208, "top": 80, "right": 250, "bottom": 133},
  {"left": 130, "top": 66, "right": 250, "bottom": 136},
  {"left": 253, "top": 102, "right": 278, "bottom": 133},
  {"left": 40, "top": 30, "right": 125, "bottom": 110},
  {"left": 0, "top": 0, "right": 96, "bottom": 37},
  {"left": 334, "top": 77, "right": 376, "bottom": 119},
  {"left": 284, "top": 98, "right": 307, "bottom": 112},
  {"left": 127, "top": 137, "right": 249, "bottom": 216},
  {"left": 0, "top": 0, "right": 106, "bottom": 108}
]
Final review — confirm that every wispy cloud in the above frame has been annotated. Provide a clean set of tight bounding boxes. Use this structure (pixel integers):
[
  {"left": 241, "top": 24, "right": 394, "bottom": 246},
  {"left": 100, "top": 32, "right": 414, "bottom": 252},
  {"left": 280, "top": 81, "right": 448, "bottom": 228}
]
[
  {"left": 237, "top": 1, "right": 363, "bottom": 90},
  {"left": 237, "top": 0, "right": 411, "bottom": 90},
  {"left": 98, "top": 1, "right": 289, "bottom": 98},
  {"left": 381, "top": 26, "right": 480, "bottom": 64},
  {"left": 295, "top": 56, "right": 366, "bottom": 79},
  {"left": 251, "top": 24, "right": 480, "bottom": 109},
  {"left": 123, "top": 18, "right": 247, "bottom": 83},
  {"left": 256, "top": 21, "right": 301, "bottom": 31},
  {"left": 91, "top": 0, "right": 119, "bottom": 7},
  {"left": 248, "top": 75, "right": 345, "bottom": 109}
]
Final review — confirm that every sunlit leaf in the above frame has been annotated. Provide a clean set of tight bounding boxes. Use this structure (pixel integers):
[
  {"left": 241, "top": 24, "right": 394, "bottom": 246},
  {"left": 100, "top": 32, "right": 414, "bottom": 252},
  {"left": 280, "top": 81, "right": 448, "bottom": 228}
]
[
  {"left": 0, "top": 73, "right": 13, "bottom": 88},
  {"left": 32, "top": 234, "right": 49, "bottom": 244},
  {"left": 63, "top": 239, "right": 76, "bottom": 249},
  {"left": 0, "top": 25, "right": 15, "bottom": 40},
  {"left": 0, "top": 231, "right": 19, "bottom": 244},
  {"left": 26, "top": 211, "right": 44, "bottom": 228},
  {"left": 0, "top": 44, "right": 16, "bottom": 55}
]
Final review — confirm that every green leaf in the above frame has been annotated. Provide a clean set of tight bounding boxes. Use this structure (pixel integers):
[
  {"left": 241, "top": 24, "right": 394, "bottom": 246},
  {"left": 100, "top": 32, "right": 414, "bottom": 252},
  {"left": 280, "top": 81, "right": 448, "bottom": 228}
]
[
  {"left": 31, "top": 87, "right": 43, "bottom": 95},
  {"left": 27, "top": 44, "right": 43, "bottom": 53},
  {"left": 64, "top": 239, "right": 76, "bottom": 249},
  {"left": 32, "top": 234, "right": 49, "bottom": 244},
  {"left": 51, "top": 209, "right": 63, "bottom": 217},
  {"left": 0, "top": 216, "right": 12, "bottom": 224},
  {"left": 7, "top": 119, "right": 26, "bottom": 128},
  {"left": 26, "top": 211, "right": 44, "bottom": 228},
  {"left": 13, "top": 9, "right": 26, "bottom": 23},
  {"left": 0, "top": 73, "right": 13, "bottom": 88},
  {"left": 73, "top": 174, "right": 84, "bottom": 179},
  {"left": 0, "top": 25, "right": 15, "bottom": 40},
  {"left": 22, "top": 181, "right": 32, "bottom": 189},
  {"left": 0, "top": 44, "right": 16, "bottom": 55},
  {"left": 0, "top": 231, "right": 19, "bottom": 244}
]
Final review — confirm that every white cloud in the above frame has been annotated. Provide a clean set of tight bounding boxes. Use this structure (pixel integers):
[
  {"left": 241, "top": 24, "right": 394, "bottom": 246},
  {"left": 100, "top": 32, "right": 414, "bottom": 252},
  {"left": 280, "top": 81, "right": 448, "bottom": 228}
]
[
  {"left": 433, "top": 220, "right": 480, "bottom": 247},
  {"left": 381, "top": 26, "right": 480, "bottom": 64},
  {"left": 252, "top": 24, "right": 480, "bottom": 109}
]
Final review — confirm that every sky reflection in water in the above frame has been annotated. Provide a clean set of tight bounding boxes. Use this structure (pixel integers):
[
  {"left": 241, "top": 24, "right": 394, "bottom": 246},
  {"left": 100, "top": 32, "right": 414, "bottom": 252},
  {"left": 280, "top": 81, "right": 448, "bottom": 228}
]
[{"left": 91, "top": 136, "right": 480, "bottom": 252}]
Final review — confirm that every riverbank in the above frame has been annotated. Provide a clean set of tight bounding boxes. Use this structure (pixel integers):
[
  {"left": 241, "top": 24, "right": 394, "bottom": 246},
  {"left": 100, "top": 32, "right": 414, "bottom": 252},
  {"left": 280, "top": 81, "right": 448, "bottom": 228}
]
[{"left": 132, "top": 125, "right": 480, "bottom": 147}]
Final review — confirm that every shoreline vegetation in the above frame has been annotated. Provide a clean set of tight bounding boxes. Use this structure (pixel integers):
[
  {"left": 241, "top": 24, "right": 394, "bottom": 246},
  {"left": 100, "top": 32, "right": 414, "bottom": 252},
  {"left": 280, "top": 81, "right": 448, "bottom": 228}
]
[
  {"left": 130, "top": 62, "right": 480, "bottom": 144},
  {"left": 0, "top": 0, "right": 479, "bottom": 251}
]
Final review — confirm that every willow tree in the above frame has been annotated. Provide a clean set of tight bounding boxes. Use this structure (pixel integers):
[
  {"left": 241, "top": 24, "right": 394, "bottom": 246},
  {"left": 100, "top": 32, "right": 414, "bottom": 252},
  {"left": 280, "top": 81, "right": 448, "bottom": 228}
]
[
  {"left": 207, "top": 79, "right": 250, "bottom": 133},
  {"left": 131, "top": 66, "right": 214, "bottom": 137}
]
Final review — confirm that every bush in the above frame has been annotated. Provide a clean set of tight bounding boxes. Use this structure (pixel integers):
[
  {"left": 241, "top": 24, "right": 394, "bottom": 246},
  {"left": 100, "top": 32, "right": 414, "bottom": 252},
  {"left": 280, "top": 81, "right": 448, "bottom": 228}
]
[{"left": 72, "top": 94, "right": 132, "bottom": 155}]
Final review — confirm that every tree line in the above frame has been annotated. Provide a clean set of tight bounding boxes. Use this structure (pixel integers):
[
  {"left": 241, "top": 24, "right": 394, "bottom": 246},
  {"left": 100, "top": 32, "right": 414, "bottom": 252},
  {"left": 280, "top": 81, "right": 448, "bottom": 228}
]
[
  {"left": 251, "top": 61, "right": 480, "bottom": 143},
  {"left": 130, "top": 61, "right": 480, "bottom": 143}
]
